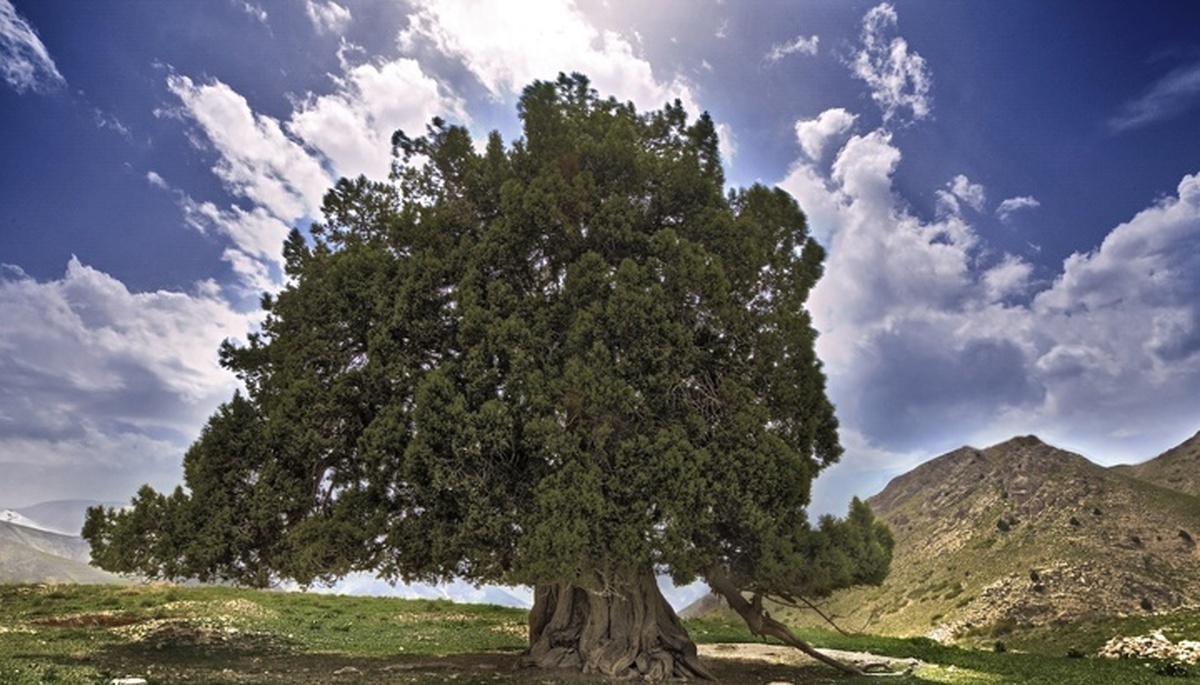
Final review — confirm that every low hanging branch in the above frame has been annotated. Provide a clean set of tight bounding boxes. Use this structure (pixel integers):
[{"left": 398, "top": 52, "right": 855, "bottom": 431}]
[
  {"left": 705, "top": 566, "right": 906, "bottom": 677},
  {"left": 769, "top": 593, "right": 852, "bottom": 636},
  {"left": 705, "top": 566, "right": 864, "bottom": 676}
]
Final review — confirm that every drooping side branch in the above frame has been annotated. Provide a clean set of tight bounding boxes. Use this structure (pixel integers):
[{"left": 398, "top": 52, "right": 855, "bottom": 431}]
[
  {"left": 769, "top": 594, "right": 852, "bottom": 636},
  {"left": 705, "top": 565, "right": 867, "bottom": 676}
]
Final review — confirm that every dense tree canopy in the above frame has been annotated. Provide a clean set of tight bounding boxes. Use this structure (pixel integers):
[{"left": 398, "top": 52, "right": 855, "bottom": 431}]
[{"left": 85, "top": 73, "right": 892, "bottom": 678}]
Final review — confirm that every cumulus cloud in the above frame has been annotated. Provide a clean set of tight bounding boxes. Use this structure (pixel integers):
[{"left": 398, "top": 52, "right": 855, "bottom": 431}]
[
  {"left": 781, "top": 113, "right": 1200, "bottom": 466},
  {"left": 795, "top": 108, "right": 857, "bottom": 161},
  {"left": 305, "top": 0, "right": 351, "bottom": 35},
  {"left": 399, "top": 0, "right": 699, "bottom": 114},
  {"left": 850, "top": 3, "right": 932, "bottom": 124},
  {"left": 0, "top": 0, "right": 64, "bottom": 93},
  {"left": 1109, "top": 60, "right": 1200, "bottom": 133},
  {"left": 0, "top": 259, "right": 253, "bottom": 506},
  {"left": 937, "top": 174, "right": 986, "bottom": 215},
  {"left": 996, "top": 195, "right": 1041, "bottom": 221},
  {"left": 765, "top": 34, "right": 819, "bottom": 63},
  {"left": 289, "top": 57, "right": 460, "bottom": 181},
  {"left": 163, "top": 55, "right": 459, "bottom": 290}
]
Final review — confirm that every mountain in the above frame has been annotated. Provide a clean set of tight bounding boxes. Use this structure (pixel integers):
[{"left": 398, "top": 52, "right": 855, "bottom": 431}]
[
  {"left": 0, "top": 519, "right": 126, "bottom": 584},
  {"left": 1111, "top": 430, "right": 1200, "bottom": 497},
  {"left": 755, "top": 435, "right": 1200, "bottom": 641},
  {"left": 15, "top": 499, "right": 120, "bottom": 536},
  {"left": 1, "top": 508, "right": 59, "bottom": 534}
]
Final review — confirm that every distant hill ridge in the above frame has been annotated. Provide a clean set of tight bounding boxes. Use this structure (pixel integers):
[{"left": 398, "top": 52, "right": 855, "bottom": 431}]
[
  {"left": 1111, "top": 430, "right": 1200, "bottom": 497},
  {"left": 0, "top": 519, "right": 126, "bottom": 584},
  {"left": 689, "top": 432, "right": 1200, "bottom": 642}
]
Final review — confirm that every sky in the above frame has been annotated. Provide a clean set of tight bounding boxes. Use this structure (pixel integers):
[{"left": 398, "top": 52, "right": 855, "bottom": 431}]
[{"left": 2, "top": 0, "right": 1200, "bottom": 519}]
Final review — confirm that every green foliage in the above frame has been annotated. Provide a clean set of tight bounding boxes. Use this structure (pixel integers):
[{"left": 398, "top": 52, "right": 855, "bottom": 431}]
[{"left": 84, "top": 73, "right": 887, "bottom": 604}]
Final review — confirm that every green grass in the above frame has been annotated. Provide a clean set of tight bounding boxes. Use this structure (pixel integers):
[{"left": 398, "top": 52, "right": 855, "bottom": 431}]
[{"left": 2, "top": 583, "right": 1199, "bottom": 684}]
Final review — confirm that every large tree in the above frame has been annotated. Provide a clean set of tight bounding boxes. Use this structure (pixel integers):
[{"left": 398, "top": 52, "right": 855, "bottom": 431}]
[{"left": 85, "top": 74, "right": 893, "bottom": 679}]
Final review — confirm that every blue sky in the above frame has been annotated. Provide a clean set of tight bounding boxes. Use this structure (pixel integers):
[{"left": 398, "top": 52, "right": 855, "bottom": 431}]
[{"left": 2, "top": 0, "right": 1200, "bottom": 516}]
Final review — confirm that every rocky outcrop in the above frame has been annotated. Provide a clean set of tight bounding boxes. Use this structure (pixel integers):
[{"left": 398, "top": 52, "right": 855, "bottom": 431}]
[{"left": 1099, "top": 631, "right": 1200, "bottom": 663}]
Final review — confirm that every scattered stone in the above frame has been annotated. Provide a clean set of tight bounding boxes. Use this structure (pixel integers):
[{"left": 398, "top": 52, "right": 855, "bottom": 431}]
[
  {"left": 333, "top": 666, "right": 363, "bottom": 676},
  {"left": 1098, "top": 631, "right": 1200, "bottom": 663},
  {"left": 110, "top": 679, "right": 148, "bottom": 685}
]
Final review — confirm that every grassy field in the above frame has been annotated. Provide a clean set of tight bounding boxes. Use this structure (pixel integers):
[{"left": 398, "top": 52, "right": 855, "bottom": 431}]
[{"left": 1, "top": 583, "right": 1197, "bottom": 684}]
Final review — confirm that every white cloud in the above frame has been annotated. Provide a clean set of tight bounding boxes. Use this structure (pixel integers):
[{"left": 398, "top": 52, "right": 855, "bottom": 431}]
[
  {"left": 996, "top": 195, "right": 1041, "bottom": 221},
  {"left": 306, "top": 0, "right": 351, "bottom": 35},
  {"left": 794, "top": 108, "right": 857, "bottom": 161},
  {"left": 233, "top": 0, "right": 268, "bottom": 23},
  {"left": 146, "top": 171, "right": 169, "bottom": 190},
  {"left": 167, "top": 74, "right": 332, "bottom": 222},
  {"left": 779, "top": 114, "right": 1200, "bottom": 467},
  {"left": 982, "top": 254, "right": 1033, "bottom": 302},
  {"left": 289, "top": 57, "right": 460, "bottom": 181},
  {"left": 399, "top": 0, "right": 699, "bottom": 115},
  {"left": 765, "top": 34, "right": 819, "bottom": 63},
  {"left": 0, "top": 0, "right": 64, "bottom": 93},
  {"left": 180, "top": 198, "right": 289, "bottom": 292},
  {"left": 1109, "top": 61, "right": 1200, "bottom": 133},
  {"left": 850, "top": 3, "right": 932, "bottom": 124},
  {"left": 0, "top": 259, "right": 254, "bottom": 505},
  {"left": 937, "top": 174, "right": 986, "bottom": 215},
  {"left": 164, "top": 55, "right": 459, "bottom": 290}
]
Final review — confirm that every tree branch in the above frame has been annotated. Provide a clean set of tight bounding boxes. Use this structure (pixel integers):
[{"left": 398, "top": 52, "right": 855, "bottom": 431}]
[{"left": 705, "top": 565, "right": 866, "bottom": 676}]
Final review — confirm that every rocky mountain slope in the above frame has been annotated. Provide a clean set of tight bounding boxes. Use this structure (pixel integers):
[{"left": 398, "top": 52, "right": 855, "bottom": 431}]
[
  {"left": 762, "top": 435, "right": 1200, "bottom": 641},
  {"left": 1111, "top": 430, "right": 1200, "bottom": 497}
]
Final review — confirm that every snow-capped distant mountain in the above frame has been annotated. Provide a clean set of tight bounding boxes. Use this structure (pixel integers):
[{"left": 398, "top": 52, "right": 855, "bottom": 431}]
[
  {"left": 0, "top": 508, "right": 62, "bottom": 534},
  {"left": 15, "top": 500, "right": 116, "bottom": 536}
]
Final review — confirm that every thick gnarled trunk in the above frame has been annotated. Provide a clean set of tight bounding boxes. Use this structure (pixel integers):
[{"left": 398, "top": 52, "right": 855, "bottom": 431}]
[{"left": 524, "top": 569, "right": 713, "bottom": 680}]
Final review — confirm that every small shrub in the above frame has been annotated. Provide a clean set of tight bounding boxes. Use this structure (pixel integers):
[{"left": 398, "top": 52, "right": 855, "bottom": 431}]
[
  {"left": 1065, "top": 647, "right": 1086, "bottom": 659},
  {"left": 1029, "top": 570, "right": 1040, "bottom": 582},
  {"left": 997, "top": 518, "right": 1012, "bottom": 533},
  {"left": 988, "top": 617, "right": 1018, "bottom": 637},
  {"left": 1155, "top": 660, "right": 1191, "bottom": 677},
  {"left": 1180, "top": 530, "right": 1195, "bottom": 545},
  {"left": 1092, "top": 506, "right": 1102, "bottom": 516},
  {"left": 1069, "top": 516, "right": 1082, "bottom": 527},
  {"left": 1141, "top": 597, "right": 1154, "bottom": 612},
  {"left": 993, "top": 641, "right": 1007, "bottom": 653}
]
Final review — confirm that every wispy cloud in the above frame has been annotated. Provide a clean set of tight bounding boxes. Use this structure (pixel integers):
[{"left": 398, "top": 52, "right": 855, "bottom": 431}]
[
  {"left": 233, "top": 0, "right": 268, "bottom": 24},
  {"left": 765, "top": 34, "right": 819, "bottom": 63},
  {"left": 0, "top": 0, "right": 64, "bottom": 93},
  {"left": 997, "top": 195, "right": 1041, "bottom": 221},
  {"left": 850, "top": 3, "right": 932, "bottom": 124},
  {"left": 1109, "top": 61, "right": 1200, "bottom": 133}
]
